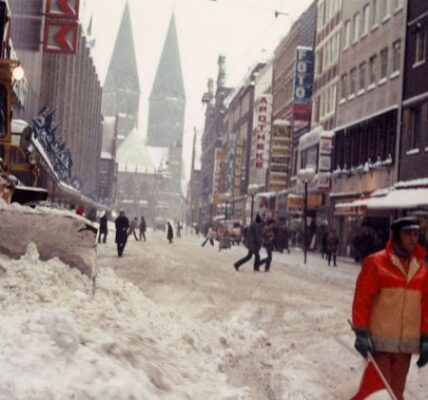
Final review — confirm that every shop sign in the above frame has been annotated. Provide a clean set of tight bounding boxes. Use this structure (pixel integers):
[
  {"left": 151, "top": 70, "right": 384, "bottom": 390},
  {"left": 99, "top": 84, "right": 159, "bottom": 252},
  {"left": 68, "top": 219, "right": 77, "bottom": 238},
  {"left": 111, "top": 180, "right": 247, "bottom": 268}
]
[
  {"left": 268, "top": 121, "right": 291, "bottom": 191},
  {"left": 44, "top": 0, "right": 80, "bottom": 54},
  {"left": 212, "top": 148, "right": 226, "bottom": 195},
  {"left": 44, "top": 18, "right": 79, "bottom": 53},
  {"left": 253, "top": 95, "right": 272, "bottom": 169},
  {"left": 233, "top": 137, "right": 244, "bottom": 196},
  {"left": 294, "top": 47, "right": 313, "bottom": 104},
  {"left": 46, "top": 0, "right": 80, "bottom": 19},
  {"left": 316, "top": 173, "right": 330, "bottom": 190}
]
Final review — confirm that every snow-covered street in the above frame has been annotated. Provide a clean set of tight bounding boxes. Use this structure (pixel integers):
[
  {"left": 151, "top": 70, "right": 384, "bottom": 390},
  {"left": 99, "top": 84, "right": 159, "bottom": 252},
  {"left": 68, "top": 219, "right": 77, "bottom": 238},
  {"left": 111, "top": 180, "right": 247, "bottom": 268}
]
[{"left": 1, "top": 228, "right": 428, "bottom": 399}]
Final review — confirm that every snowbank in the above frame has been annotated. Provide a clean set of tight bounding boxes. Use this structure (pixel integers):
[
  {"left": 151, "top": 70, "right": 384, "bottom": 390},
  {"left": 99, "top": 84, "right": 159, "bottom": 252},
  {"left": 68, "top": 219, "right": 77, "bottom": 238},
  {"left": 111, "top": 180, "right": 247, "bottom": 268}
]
[
  {"left": 0, "top": 244, "right": 252, "bottom": 399},
  {"left": 0, "top": 200, "right": 97, "bottom": 278}
]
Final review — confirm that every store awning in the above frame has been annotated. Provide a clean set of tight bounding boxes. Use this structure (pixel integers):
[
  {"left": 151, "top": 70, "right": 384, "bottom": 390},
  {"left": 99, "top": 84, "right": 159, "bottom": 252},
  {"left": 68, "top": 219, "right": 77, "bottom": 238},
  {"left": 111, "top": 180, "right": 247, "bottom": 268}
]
[{"left": 335, "top": 188, "right": 428, "bottom": 211}]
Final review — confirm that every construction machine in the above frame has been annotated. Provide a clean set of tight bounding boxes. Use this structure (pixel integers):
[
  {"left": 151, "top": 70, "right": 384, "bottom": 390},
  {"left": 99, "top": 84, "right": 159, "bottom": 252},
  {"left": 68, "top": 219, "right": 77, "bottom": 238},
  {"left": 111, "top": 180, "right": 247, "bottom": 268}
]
[{"left": 0, "top": 59, "right": 97, "bottom": 280}]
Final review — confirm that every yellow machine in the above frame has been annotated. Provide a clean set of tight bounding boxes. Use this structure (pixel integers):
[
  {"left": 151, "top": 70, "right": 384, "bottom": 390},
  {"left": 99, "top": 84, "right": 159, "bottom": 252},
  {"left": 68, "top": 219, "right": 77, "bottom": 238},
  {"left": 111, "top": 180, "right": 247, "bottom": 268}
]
[{"left": 0, "top": 59, "right": 47, "bottom": 204}]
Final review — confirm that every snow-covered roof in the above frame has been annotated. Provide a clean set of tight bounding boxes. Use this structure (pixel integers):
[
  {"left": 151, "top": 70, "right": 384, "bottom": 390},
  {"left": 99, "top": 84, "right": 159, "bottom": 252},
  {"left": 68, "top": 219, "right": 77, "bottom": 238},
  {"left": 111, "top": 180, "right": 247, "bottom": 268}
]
[
  {"left": 336, "top": 188, "right": 428, "bottom": 210},
  {"left": 394, "top": 178, "right": 428, "bottom": 189}
]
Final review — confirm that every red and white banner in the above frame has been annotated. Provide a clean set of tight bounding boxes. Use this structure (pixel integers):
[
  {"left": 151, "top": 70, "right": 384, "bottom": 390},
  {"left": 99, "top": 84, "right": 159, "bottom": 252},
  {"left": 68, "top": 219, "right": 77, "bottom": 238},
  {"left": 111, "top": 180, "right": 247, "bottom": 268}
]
[
  {"left": 46, "top": 0, "right": 80, "bottom": 19},
  {"left": 44, "top": 0, "right": 80, "bottom": 54}
]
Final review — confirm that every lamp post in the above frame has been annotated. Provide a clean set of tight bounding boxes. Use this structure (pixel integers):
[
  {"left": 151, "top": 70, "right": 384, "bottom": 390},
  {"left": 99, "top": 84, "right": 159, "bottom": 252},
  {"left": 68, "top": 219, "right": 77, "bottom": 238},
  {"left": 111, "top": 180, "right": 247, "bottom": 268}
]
[{"left": 297, "top": 168, "right": 316, "bottom": 264}]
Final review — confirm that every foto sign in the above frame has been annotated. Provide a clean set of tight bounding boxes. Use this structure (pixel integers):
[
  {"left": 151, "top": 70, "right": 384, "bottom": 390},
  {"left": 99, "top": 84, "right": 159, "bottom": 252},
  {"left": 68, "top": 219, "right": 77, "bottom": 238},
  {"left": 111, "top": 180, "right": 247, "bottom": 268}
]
[
  {"left": 44, "top": 18, "right": 78, "bottom": 53},
  {"left": 46, "top": 0, "right": 80, "bottom": 19},
  {"left": 294, "top": 47, "right": 313, "bottom": 104}
]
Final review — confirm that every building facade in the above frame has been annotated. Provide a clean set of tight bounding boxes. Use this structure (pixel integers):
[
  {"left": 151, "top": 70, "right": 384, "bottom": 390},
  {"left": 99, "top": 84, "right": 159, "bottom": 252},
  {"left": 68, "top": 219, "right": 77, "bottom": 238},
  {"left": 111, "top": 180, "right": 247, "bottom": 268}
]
[
  {"left": 331, "top": 0, "right": 407, "bottom": 254},
  {"left": 199, "top": 56, "right": 232, "bottom": 228},
  {"left": 399, "top": 0, "right": 428, "bottom": 183},
  {"left": 311, "top": 0, "right": 342, "bottom": 131},
  {"left": 271, "top": 0, "right": 317, "bottom": 188}
]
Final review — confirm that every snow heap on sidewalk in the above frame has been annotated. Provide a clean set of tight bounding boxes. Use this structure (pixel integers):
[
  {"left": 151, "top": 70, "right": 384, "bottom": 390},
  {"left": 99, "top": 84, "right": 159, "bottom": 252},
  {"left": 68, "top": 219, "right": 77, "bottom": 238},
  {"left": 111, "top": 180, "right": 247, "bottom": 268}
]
[{"left": 0, "top": 243, "right": 260, "bottom": 400}]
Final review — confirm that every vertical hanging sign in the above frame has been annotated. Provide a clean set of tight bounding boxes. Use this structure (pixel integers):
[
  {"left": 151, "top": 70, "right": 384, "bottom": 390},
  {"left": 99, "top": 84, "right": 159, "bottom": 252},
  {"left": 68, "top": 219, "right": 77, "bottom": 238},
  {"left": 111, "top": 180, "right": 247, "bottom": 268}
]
[{"left": 44, "top": 0, "right": 80, "bottom": 54}]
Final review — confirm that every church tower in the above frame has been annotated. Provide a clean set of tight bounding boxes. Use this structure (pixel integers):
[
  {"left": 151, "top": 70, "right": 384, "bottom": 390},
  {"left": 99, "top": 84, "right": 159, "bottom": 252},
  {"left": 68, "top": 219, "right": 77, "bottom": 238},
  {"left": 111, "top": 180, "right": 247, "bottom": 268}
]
[
  {"left": 102, "top": 1, "right": 140, "bottom": 146},
  {"left": 147, "top": 13, "right": 185, "bottom": 193}
]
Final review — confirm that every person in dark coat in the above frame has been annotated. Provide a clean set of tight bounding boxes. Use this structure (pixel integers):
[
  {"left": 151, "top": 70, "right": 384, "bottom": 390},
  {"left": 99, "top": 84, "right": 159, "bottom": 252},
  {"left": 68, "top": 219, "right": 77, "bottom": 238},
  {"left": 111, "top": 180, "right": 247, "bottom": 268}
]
[
  {"left": 233, "top": 214, "right": 263, "bottom": 271},
  {"left": 276, "top": 221, "right": 290, "bottom": 253},
  {"left": 167, "top": 221, "right": 174, "bottom": 244},
  {"left": 259, "top": 218, "right": 276, "bottom": 272},
  {"left": 326, "top": 228, "right": 339, "bottom": 267},
  {"left": 139, "top": 216, "right": 147, "bottom": 241},
  {"left": 115, "top": 210, "right": 129, "bottom": 257},
  {"left": 98, "top": 211, "right": 108, "bottom": 244},
  {"left": 352, "top": 226, "right": 375, "bottom": 262}
]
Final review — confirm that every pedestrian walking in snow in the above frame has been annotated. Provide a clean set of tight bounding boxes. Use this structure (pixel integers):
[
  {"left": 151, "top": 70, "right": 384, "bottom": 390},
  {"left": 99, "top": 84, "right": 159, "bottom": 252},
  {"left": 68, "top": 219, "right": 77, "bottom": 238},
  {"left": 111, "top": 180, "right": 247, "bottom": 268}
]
[
  {"left": 115, "top": 210, "right": 130, "bottom": 257},
  {"left": 139, "top": 216, "right": 147, "bottom": 241},
  {"left": 129, "top": 217, "right": 139, "bottom": 241},
  {"left": 351, "top": 216, "right": 428, "bottom": 400},
  {"left": 233, "top": 214, "right": 263, "bottom": 271},
  {"left": 201, "top": 226, "right": 215, "bottom": 247},
  {"left": 326, "top": 229, "right": 339, "bottom": 266},
  {"left": 259, "top": 218, "right": 275, "bottom": 272},
  {"left": 98, "top": 211, "right": 108, "bottom": 244},
  {"left": 219, "top": 227, "right": 231, "bottom": 251},
  {"left": 167, "top": 221, "right": 174, "bottom": 244},
  {"left": 176, "top": 221, "right": 182, "bottom": 238}
]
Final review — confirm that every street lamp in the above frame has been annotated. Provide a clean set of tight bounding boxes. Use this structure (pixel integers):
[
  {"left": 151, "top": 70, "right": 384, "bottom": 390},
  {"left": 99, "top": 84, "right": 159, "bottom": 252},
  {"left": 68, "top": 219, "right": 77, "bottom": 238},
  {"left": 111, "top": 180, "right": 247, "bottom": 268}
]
[
  {"left": 248, "top": 184, "right": 260, "bottom": 223},
  {"left": 297, "top": 168, "right": 316, "bottom": 264}
]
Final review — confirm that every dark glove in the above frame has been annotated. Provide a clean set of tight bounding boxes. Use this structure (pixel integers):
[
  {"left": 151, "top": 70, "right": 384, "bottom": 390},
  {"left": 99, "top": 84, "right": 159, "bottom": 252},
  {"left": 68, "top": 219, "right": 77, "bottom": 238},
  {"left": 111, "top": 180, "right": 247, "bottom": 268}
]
[
  {"left": 354, "top": 329, "right": 373, "bottom": 358},
  {"left": 417, "top": 336, "right": 428, "bottom": 368}
]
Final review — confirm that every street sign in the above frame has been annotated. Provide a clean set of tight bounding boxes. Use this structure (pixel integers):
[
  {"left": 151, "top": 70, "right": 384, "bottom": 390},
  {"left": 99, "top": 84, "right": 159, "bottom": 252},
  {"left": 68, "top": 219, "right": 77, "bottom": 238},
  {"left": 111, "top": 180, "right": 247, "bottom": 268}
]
[
  {"left": 46, "top": 0, "right": 80, "bottom": 19},
  {"left": 43, "top": 18, "right": 78, "bottom": 53}
]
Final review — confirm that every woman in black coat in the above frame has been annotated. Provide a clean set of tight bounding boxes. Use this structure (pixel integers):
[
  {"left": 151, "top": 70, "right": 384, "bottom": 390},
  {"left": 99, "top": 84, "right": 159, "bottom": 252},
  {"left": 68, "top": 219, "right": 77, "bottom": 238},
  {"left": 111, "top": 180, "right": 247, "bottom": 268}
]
[{"left": 167, "top": 221, "right": 174, "bottom": 244}]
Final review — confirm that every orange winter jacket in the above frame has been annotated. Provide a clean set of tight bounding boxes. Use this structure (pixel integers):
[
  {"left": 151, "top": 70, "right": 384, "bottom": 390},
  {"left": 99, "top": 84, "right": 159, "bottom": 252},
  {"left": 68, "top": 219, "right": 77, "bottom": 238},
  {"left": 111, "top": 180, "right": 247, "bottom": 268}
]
[{"left": 352, "top": 240, "right": 428, "bottom": 354}]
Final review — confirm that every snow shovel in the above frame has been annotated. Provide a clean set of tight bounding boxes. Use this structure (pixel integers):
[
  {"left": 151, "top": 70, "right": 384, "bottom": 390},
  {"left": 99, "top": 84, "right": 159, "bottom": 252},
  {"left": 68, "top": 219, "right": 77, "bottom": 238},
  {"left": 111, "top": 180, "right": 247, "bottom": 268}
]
[{"left": 348, "top": 319, "right": 398, "bottom": 400}]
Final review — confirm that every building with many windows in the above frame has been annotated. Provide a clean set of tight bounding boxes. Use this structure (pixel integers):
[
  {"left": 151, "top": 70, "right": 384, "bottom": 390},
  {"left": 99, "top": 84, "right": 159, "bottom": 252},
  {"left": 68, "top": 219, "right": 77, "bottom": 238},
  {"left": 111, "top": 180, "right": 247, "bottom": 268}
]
[
  {"left": 399, "top": 0, "right": 428, "bottom": 183},
  {"left": 311, "top": 0, "right": 342, "bottom": 130},
  {"left": 331, "top": 0, "right": 407, "bottom": 254}
]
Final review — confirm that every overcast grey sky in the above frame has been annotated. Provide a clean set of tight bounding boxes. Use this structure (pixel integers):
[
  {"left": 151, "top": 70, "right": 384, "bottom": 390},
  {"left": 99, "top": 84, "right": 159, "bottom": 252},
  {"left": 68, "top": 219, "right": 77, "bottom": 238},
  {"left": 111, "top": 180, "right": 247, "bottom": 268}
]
[{"left": 82, "top": 0, "right": 314, "bottom": 181}]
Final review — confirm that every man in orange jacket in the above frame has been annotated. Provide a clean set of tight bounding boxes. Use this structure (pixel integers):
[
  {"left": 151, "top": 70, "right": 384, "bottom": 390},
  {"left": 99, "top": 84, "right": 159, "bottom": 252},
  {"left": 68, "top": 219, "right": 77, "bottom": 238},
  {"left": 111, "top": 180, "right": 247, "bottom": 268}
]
[{"left": 351, "top": 216, "right": 428, "bottom": 400}]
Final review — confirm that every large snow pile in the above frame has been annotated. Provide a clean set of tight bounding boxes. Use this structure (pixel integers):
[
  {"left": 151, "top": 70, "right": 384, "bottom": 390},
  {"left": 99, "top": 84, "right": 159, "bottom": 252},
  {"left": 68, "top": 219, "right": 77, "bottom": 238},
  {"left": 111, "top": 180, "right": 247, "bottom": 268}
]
[
  {"left": 0, "top": 244, "right": 259, "bottom": 399},
  {"left": 0, "top": 200, "right": 97, "bottom": 278}
]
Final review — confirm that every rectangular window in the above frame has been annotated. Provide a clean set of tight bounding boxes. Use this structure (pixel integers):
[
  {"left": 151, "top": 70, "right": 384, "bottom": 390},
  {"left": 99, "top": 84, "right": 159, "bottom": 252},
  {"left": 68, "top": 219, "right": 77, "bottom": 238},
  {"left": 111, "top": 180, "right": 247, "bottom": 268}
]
[
  {"left": 410, "top": 107, "right": 421, "bottom": 149},
  {"left": 380, "top": 47, "right": 388, "bottom": 79},
  {"left": 384, "top": 0, "right": 392, "bottom": 17},
  {"left": 350, "top": 68, "right": 357, "bottom": 95},
  {"left": 392, "top": 40, "right": 400, "bottom": 72},
  {"left": 415, "top": 29, "right": 426, "bottom": 64},
  {"left": 344, "top": 20, "right": 351, "bottom": 49},
  {"left": 369, "top": 55, "right": 377, "bottom": 84},
  {"left": 372, "top": 0, "right": 379, "bottom": 26},
  {"left": 340, "top": 74, "right": 347, "bottom": 99},
  {"left": 318, "top": 1, "right": 325, "bottom": 30},
  {"left": 359, "top": 62, "right": 366, "bottom": 90},
  {"left": 362, "top": 4, "right": 370, "bottom": 36},
  {"left": 353, "top": 12, "right": 360, "bottom": 43}
]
